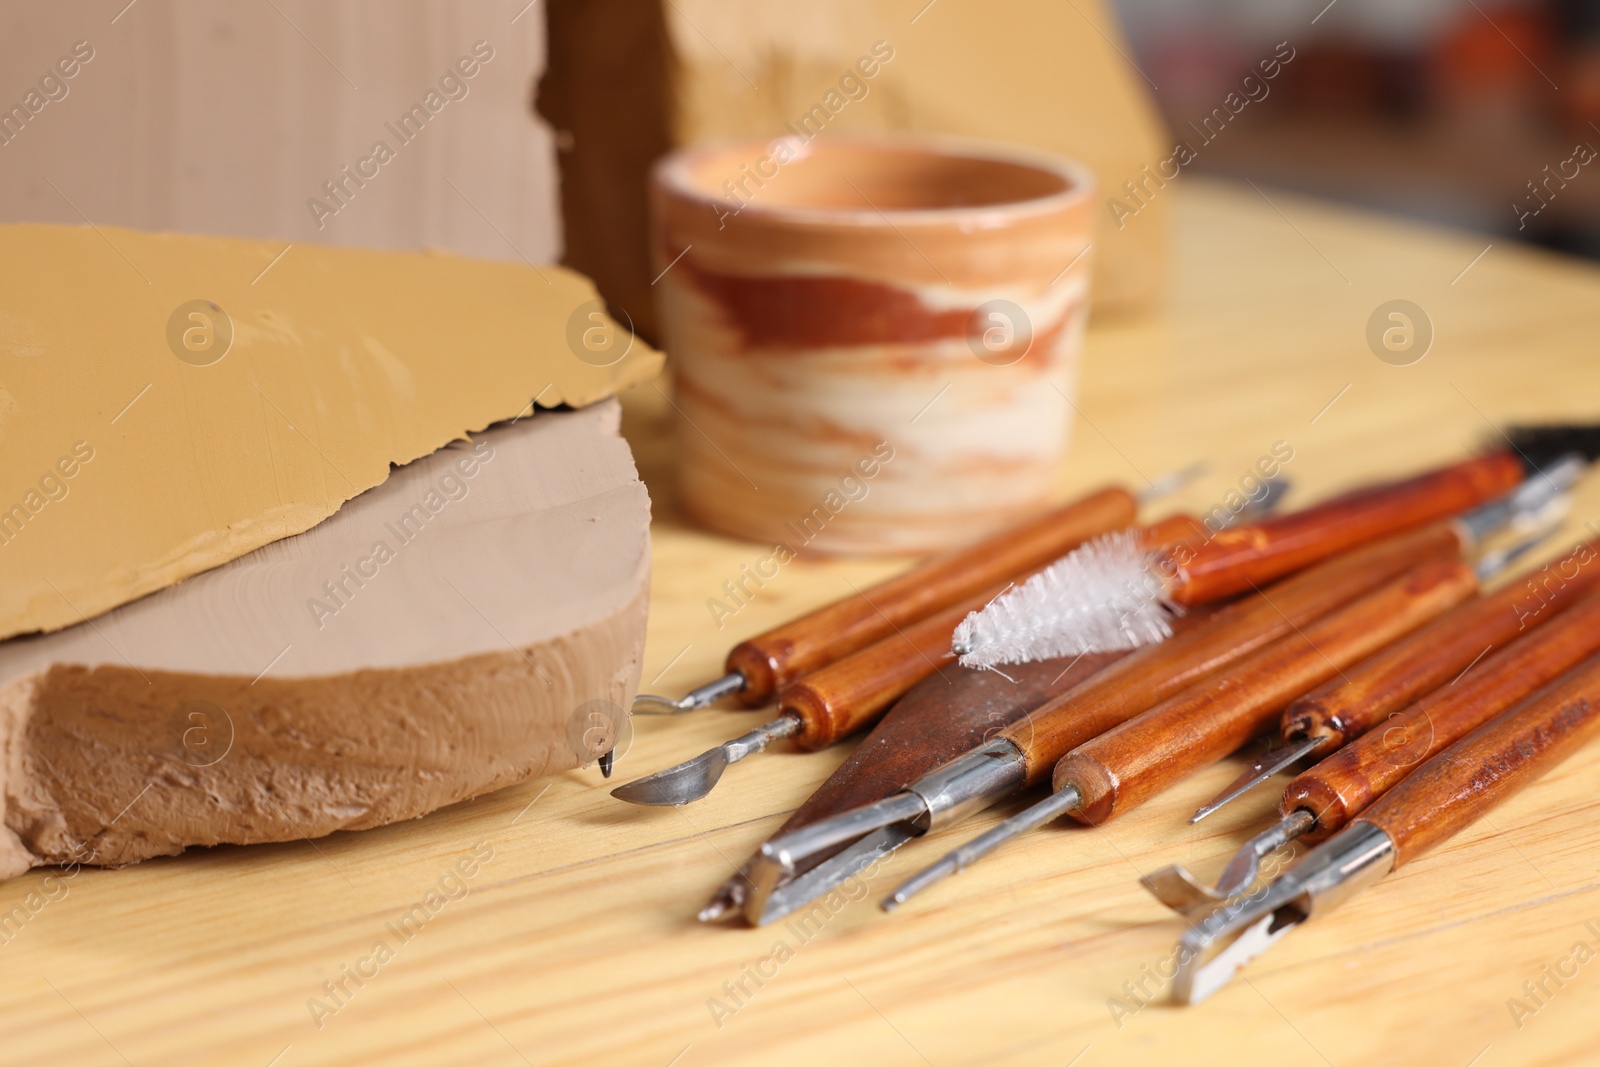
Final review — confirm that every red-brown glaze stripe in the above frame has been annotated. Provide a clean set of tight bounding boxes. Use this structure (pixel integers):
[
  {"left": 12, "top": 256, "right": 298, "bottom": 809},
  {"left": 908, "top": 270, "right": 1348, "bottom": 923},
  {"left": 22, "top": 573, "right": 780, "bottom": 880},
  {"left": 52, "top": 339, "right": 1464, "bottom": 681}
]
[{"left": 679, "top": 252, "right": 977, "bottom": 349}]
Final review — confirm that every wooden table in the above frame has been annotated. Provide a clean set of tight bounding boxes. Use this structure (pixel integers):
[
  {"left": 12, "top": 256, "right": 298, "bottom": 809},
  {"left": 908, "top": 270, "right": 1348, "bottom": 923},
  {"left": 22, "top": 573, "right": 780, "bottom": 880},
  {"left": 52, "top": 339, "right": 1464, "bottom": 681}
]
[{"left": 7, "top": 180, "right": 1600, "bottom": 1067}]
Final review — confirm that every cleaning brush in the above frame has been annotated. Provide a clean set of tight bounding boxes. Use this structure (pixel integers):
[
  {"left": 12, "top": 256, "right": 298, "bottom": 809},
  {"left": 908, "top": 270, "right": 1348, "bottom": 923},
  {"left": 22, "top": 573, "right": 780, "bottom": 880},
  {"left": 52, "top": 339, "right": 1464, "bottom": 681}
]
[
  {"left": 953, "top": 427, "right": 1600, "bottom": 669},
  {"left": 951, "top": 528, "right": 1175, "bottom": 669}
]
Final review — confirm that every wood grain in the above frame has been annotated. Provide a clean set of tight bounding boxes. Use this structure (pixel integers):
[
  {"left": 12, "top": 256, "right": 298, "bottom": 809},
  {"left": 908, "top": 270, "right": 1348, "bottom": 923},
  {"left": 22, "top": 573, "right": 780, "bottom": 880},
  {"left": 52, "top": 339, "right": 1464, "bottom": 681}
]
[
  {"left": 1004, "top": 522, "right": 1461, "bottom": 782},
  {"left": 7, "top": 183, "right": 1600, "bottom": 1067},
  {"left": 1163, "top": 451, "right": 1522, "bottom": 604},
  {"left": 1283, "top": 536, "right": 1600, "bottom": 746},
  {"left": 723, "top": 486, "right": 1134, "bottom": 704},
  {"left": 1056, "top": 557, "right": 1476, "bottom": 824},
  {"left": 1361, "top": 653, "right": 1600, "bottom": 866},
  {"left": 1285, "top": 585, "right": 1600, "bottom": 841}
]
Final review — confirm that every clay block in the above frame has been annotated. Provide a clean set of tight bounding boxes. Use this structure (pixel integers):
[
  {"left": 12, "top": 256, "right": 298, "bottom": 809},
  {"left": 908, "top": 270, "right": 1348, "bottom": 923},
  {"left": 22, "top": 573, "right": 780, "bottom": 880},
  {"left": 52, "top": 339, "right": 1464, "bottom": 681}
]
[{"left": 0, "top": 402, "right": 650, "bottom": 879}]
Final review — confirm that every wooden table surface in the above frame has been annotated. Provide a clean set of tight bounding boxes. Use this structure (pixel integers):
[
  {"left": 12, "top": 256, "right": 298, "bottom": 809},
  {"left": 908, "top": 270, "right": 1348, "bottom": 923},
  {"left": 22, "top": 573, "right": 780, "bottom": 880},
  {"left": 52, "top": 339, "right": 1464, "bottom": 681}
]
[{"left": 7, "top": 180, "right": 1600, "bottom": 1067}]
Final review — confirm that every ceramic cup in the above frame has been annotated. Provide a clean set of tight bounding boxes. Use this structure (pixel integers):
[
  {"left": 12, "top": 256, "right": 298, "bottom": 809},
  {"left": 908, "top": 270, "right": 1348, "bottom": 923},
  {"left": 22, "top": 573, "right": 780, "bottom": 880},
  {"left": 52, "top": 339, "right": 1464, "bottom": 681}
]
[{"left": 650, "top": 135, "right": 1095, "bottom": 555}]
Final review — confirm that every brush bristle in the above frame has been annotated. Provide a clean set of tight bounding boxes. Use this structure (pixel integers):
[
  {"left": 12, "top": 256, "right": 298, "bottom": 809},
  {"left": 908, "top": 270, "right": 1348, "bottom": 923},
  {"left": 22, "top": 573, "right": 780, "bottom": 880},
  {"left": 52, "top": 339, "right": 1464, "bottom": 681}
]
[
  {"left": 1504, "top": 422, "right": 1600, "bottom": 471},
  {"left": 952, "top": 527, "right": 1176, "bottom": 669}
]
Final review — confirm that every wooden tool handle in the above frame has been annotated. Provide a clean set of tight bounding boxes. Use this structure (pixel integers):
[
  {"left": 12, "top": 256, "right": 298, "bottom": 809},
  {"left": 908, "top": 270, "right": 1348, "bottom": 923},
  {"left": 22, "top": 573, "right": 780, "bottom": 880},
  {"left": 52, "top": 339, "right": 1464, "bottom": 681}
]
[
  {"left": 779, "top": 648, "right": 1135, "bottom": 837},
  {"left": 1284, "top": 585, "right": 1600, "bottom": 841},
  {"left": 1143, "top": 512, "right": 1211, "bottom": 548},
  {"left": 1053, "top": 558, "right": 1476, "bottom": 824},
  {"left": 781, "top": 594, "right": 977, "bottom": 750},
  {"left": 1360, "top": 654, "right": 1600, "bottom": 867},
  {"left": 725, "top": 486, "right": 1136, "bottom": 705},
  {"left": 777, "top": 515, "right": 1211, "bottom": 748},
  {"left": 1000, "top": 522, "right": 1464, "bottom": 783},
  {"left": 1283, "top": 538, "right": 1600, "bottom": 747},
  {"left": 1162, "top": 452, "right": 1522, "bottom": 606},
  {"left": 767, "top": 600, "right": 1229, "bottom": 893}
]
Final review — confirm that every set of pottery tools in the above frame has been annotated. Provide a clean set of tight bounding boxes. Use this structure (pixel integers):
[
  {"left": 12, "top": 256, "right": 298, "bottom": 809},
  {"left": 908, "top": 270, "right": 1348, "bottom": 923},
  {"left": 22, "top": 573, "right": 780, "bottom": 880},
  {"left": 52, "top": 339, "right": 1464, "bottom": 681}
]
[{"left": 614, "top": 429, "right": 1600, "bottom": 1006}]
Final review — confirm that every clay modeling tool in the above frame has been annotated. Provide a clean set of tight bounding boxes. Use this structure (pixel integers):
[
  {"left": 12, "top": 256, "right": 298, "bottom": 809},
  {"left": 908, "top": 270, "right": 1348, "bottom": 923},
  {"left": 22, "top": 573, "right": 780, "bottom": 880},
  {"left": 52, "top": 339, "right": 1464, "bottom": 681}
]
[
  {"left": 614, "top": 513, "right": 1252, "bottom": 806},
  {"left": 615, "top": 589, "right": 994, "bottom": 804},
  {"left": 702, "top": 523, "right": 1294, "bottom": 918},
  {"left": 883, "top": 554, "right": 1479, "bottom": 911},
  {"left": 630, "top": 469, "right": 1209, "bottom": 714},
  {"left": 1172, "top": 652, "right": 1600, "bottom": 1004},
  {"left": 633, "top": 484, "right": 1148, "bottom": 713},
  {"left": 1145, "top": 574, "right": 1600, "bottom": 913},
  {"left": 697, "top": 649, "right": 1130, "bottom": 921},
  {"left": 1190, "top": 519, "right": 1597, "bottom": 822},
  {"left": 733, "top": 521, "right": 1466, "bottom": 925},
  {"left": 697, "top": 605, "right": 1225, "bottom": 921},
  {"left": 953, "top": 431, "right": 1597, "bottom": 668}
]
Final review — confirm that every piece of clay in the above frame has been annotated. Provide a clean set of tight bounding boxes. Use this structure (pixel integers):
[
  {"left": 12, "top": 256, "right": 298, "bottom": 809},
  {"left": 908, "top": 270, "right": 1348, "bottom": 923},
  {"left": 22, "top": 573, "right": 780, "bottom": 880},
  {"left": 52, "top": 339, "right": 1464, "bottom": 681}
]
[
  {"left": 0, "top": 401, "right": 649, "bottom": 879},
  {"left": 0, "top": 222, "right": 661, "bottom": 640}
]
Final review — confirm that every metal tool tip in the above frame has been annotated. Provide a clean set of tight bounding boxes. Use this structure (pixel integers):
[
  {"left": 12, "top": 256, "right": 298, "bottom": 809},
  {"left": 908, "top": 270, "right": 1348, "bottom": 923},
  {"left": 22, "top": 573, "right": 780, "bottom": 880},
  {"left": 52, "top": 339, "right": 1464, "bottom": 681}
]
[
  {"left": 882, "top": 857, "right": 958, "bottom": 912},
  {"left": 631, "top": 673, "right": 747, "bottom": 715},
  {"left": 630, "top": 693, "right": 692, "bottom": 715},
  {"left": 698, "top": 882, "right": 743, "bottom": 922},
  {"left": 611, "top": 717, "right": 800, "bottom": 807},
  {"left": 608, "top": 755, "right": 719, "bottom": 806},
  {"left": 598, "top": 750, "right": 614, "bottom": 778},
  {"left": 1191, "top": 736, "right": 1324, "bottom": 825}
]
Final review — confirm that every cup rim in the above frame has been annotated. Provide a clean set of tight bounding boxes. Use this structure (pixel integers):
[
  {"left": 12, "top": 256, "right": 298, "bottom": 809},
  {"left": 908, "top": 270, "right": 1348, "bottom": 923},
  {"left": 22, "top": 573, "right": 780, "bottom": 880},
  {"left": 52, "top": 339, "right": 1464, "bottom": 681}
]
[{"left": 652, "top": 133, "right": 1097, "bottom": 228}]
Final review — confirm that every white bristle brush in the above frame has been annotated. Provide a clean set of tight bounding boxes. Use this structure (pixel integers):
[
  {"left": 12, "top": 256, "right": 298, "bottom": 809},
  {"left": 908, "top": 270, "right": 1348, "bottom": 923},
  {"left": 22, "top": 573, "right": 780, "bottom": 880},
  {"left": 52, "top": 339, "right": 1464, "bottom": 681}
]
[
  {"left": 950, "top": 432, "right": 1598, "bottom": 670},
  {"left": 951, "top": 528, "right": 1176, "bottom": 669}
]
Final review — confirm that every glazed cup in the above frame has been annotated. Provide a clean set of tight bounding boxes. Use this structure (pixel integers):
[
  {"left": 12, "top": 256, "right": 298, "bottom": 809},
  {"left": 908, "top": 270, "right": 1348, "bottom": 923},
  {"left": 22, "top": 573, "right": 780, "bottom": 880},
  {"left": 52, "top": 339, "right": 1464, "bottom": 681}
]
[{"left": 650, "top": 134, "right": 1095, "bottom": 555}]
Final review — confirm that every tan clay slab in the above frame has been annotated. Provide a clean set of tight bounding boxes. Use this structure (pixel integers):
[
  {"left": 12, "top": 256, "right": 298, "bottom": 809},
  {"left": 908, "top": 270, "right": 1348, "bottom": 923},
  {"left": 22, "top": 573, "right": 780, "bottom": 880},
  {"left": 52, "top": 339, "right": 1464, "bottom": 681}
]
[
  {"left": 0, "top": 222, "right": 661, "bottom": 640},
  {"left": 0, "top": 401, "right": 649, "bottom": 880}
]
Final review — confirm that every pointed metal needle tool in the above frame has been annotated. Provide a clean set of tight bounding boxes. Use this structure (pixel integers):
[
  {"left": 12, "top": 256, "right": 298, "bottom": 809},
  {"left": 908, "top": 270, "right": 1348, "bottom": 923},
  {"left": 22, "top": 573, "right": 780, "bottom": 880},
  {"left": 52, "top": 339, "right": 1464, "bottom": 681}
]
[
  {"left": 882, "top": 786, "right": 1080, "bottom": 911},
  {"left": 631, "top": 673, "right": 746, "bottom": 716},
  {"left": 1140, "top": 461, "right": 1208, "bottom": 502},
  {"left": 609, "top": 716, "right": 801, "bottom": 805},
  {"left": 1174, "top": 653, "right": 1600, "bottom": 1004},
  {"left": 1188, "top": 735, "right": 1322, "bottom": 824},
  {"left": 1150, "top": 526, "right": 1600, "bottom": 913},
  {"left": 1187, "top": 504, "right": 1573, "bottom": 823}
]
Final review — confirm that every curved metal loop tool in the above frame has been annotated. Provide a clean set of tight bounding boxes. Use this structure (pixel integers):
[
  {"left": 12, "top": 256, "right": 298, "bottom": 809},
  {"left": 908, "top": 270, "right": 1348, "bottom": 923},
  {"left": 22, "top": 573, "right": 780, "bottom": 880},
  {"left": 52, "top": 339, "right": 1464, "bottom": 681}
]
[{"left": 631, "top": 673, "right": 746, "bottom": 716}]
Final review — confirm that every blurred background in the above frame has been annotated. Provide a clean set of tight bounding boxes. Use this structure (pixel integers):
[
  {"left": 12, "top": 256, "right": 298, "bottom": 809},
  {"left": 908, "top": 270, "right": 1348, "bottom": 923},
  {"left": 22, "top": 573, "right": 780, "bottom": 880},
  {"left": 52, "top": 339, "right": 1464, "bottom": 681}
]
[
  {"left": 1112, "top": 0, "right": 1600, "bottom": 258},
  {"left": 3, "top": 0, "right": 1594, "bottom": 302}
]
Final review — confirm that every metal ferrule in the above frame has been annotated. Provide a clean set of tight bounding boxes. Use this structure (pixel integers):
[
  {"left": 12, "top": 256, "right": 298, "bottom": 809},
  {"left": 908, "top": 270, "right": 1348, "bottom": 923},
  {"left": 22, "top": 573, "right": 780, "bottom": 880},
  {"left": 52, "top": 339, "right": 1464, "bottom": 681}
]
[
  {"left": 904, "top": 738, "right": 1028, "bottom": 833},
  {"left": 1455, "top": 453, "right": 1584, "bottom": 549},
  {"left": 1172, "top": 820, "right": 1397, "bottom": 1005},
  {"left": 738, "top": 738, "right": 1026, "bottom": 925}
]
